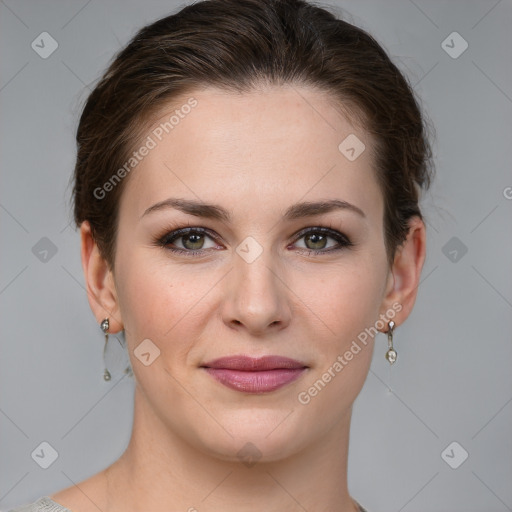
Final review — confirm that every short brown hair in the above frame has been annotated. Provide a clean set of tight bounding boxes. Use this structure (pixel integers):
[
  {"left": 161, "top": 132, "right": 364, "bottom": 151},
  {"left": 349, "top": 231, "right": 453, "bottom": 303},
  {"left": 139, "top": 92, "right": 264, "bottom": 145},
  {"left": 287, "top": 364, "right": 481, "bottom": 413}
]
[{"left": 72, "top": 0, "right": 434, "bottom": 270}]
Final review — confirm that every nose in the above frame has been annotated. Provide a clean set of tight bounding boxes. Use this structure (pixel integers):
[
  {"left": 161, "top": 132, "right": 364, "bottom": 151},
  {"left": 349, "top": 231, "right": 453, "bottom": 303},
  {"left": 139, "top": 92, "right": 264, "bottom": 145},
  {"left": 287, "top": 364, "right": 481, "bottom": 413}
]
[{"left": 220, "top": 246, "right": 292, "bottom": 336}]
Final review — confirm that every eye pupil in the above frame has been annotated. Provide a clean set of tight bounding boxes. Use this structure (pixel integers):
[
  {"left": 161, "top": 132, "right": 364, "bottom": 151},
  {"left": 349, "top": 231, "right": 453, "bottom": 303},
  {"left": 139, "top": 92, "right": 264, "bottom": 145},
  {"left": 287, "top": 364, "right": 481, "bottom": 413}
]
[
  {"left": 305, "top": 233, "right": 327, "bottom": 250},
  {"left": 183, "top": 233, "right": 204, "bottom": 250}
]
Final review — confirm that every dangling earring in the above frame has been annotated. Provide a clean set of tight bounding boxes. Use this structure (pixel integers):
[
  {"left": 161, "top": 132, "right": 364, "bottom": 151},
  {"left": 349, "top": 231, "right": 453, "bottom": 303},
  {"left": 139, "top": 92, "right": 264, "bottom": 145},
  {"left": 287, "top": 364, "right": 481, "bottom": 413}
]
[
  {"left": 101, "top": 318, "right": 111, "bottom": 381},
  {"left": 385, "top": 320, "right": 397, "bottom": 364}
]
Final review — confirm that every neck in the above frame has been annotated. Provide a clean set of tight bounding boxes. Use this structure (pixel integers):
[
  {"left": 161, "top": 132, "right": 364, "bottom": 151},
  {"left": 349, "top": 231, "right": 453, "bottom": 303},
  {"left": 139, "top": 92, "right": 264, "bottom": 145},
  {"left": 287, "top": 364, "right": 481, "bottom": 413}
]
[{"left": 103, "top": 386, "right": 359, "bottom": 512}]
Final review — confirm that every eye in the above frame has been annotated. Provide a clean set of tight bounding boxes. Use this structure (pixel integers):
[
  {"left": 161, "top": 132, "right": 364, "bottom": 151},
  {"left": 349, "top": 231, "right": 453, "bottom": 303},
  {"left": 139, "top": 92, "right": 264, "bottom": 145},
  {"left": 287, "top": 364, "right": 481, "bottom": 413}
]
[
  {"left": 155, "top": 225, "right": 353, "bottom": 257},
  {"left": 156, "top": 227, "right": 220, "bottom": 256},
  {"left": 291, "top": 227, "right": 353, "bottom": 254}
]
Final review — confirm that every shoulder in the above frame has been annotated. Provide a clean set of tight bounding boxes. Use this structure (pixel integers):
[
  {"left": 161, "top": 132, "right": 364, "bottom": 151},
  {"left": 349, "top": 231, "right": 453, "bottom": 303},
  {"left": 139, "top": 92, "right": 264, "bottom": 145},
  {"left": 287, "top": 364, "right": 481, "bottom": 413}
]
[{"left": 7, "top": 496, "right": 72, "bottom": 512}]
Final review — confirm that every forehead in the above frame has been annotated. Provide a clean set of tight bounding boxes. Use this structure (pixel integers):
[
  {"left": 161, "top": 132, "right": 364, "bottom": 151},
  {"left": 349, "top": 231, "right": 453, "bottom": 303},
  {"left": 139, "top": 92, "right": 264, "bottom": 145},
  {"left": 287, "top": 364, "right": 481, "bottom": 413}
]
[{"left": 118, "top": 84, "right": 383, "bottom": 225}]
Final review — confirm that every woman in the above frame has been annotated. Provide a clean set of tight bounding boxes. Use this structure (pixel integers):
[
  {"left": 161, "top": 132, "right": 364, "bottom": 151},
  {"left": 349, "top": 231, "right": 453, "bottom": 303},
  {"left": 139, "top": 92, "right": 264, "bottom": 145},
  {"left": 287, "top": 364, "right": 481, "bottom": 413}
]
[{"left": 10, "top": 0, "right": 433, "bottom": 510}]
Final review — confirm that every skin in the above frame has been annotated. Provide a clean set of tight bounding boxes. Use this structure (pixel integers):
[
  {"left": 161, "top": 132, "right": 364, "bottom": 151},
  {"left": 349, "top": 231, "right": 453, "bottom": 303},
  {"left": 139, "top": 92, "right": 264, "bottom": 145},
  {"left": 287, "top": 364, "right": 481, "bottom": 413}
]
[{"left": 51, "top": 84, "right": 426, "bottom": 512}]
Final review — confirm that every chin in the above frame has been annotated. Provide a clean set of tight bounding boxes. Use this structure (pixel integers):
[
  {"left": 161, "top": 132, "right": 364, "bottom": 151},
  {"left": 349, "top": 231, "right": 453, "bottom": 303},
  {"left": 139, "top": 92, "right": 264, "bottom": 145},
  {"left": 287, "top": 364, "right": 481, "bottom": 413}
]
[{"left": 192, "top": 409, "right": 311, "bottom": 464}]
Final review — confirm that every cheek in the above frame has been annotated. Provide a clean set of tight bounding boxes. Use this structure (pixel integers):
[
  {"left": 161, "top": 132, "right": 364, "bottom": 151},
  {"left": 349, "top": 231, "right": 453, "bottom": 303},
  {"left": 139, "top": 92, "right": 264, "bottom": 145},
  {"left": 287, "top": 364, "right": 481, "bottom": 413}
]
[
  {"left": 293, "top": 263, "right": 386, "bottom": 417},
  {"left": 301, "top": 259, "right": 386, "bottom": 343},
  {"left": 114, "top": 250, "right": 217, "bottom": 358}
]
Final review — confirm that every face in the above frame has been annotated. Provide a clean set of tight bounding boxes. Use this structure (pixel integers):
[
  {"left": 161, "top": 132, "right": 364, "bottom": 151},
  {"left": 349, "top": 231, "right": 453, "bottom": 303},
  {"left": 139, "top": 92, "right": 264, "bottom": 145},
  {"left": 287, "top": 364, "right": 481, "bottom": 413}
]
[{"left": 109, "top": 84, "right": 395, "bottom": 462}]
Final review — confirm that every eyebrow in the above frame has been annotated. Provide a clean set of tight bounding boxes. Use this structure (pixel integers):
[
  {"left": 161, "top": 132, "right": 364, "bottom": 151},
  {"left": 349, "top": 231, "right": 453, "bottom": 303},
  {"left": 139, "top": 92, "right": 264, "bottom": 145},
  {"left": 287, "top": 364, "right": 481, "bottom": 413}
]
[{"left": 140, "top": 197, "right": 366, "bottom": 222}]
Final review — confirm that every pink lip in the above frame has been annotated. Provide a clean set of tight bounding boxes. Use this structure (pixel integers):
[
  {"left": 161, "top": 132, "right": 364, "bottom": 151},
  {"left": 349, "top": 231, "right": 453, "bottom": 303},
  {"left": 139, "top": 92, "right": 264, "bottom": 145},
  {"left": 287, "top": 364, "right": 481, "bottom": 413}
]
[{"left": 201, "top": 355, "right": 308, "bottom": 393}]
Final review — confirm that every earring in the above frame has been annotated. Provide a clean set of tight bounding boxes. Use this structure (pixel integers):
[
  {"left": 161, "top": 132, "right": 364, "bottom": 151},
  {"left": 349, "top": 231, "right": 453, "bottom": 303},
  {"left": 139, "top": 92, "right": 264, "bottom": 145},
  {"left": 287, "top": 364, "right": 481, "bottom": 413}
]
[
  {"left": 101, "top": 318, "right": 111, "bottom": 381},
  {"left": 385, "top": 320, "right": 397, "bottom": 364}
]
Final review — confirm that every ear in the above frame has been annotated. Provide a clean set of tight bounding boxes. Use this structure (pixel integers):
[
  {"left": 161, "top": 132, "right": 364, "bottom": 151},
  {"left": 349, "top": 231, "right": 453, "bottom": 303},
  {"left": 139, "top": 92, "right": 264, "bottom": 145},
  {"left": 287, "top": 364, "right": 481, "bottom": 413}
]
[
  {"left": 80, "top": 221, "right": 124, "bottom": 333},
  {"left": 379, "top": 216, "right": 427, "bottom": 329}
]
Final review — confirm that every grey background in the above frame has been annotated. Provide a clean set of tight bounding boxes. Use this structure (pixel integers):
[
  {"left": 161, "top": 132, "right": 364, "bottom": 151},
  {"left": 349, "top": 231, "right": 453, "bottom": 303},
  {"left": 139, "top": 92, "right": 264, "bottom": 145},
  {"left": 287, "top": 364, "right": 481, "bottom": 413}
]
[{"left": 1, "top": 0, "right": 511, "bottom": 511}]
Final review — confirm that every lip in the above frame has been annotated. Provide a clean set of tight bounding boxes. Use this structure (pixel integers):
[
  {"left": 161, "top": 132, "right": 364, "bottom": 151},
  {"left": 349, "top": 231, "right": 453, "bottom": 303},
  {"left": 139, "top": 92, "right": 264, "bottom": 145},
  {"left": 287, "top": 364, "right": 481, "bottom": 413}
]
[{"left": 201, "top": 355, "right": 308, "bottom": 393}]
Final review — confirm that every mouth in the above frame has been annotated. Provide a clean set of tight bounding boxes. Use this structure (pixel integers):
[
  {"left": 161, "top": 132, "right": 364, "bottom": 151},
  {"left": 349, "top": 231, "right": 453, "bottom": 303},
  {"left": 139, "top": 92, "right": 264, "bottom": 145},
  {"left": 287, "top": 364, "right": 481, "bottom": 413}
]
[{"left": 200, "top": 355, "right": 309, "bottom": 393}]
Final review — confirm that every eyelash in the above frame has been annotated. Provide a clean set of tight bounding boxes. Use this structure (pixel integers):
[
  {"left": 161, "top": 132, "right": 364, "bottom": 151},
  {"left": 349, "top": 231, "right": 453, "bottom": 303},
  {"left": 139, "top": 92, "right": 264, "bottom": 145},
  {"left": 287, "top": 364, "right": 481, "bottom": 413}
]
[{"left": 154, "top": 223, "right": 354, "bottom": 257}]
